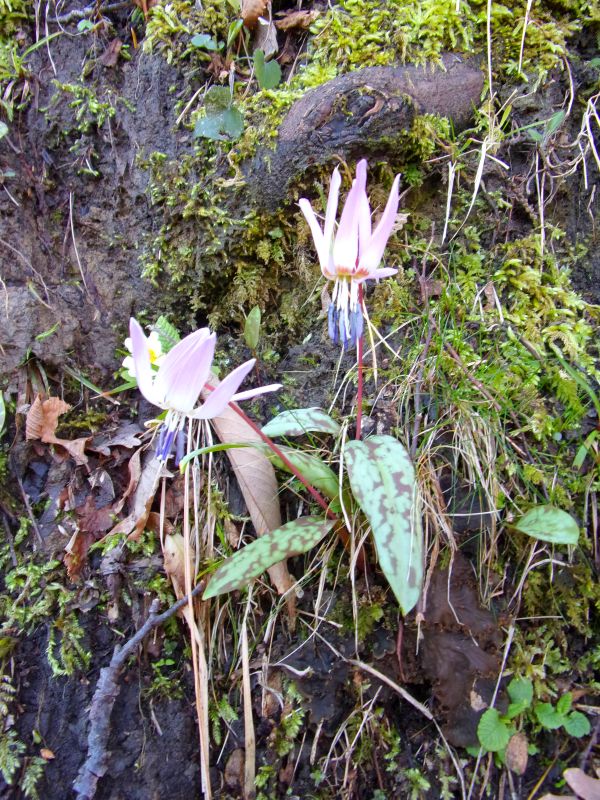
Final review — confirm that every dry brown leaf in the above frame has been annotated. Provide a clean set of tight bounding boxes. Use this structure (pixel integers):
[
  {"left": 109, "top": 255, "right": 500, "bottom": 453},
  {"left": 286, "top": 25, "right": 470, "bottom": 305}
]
[
  {"left": 505, "top": 732, "right": 528, "bottom": 776},
  {"left": 26, "top": 395, "right": 70, "bottom": 441},
  {"left": 106, "top": 453, "right": 164, "bottom": 539},
  {"left": 275, "top": 9, "right": 319, "bottom": 31},
  {"left": 77, "top": 495, "right": 114, "bottom": 535},
  {"left": 40, "top": 748, "right": 55, "bottom": 760},
  {"left": 26, "top": 395, "right": 89, "bottom": 465},
  {"left": 242, "top": 0, "right": 269, "bottom": 29},
  {"left": 64, "top": 529, "right": 94, "bottom": 583},
  {"left": 565, "top": 769, "right": 600, "bottom": 800},
  {"left": 253, "top": 18, "right": 278, "bottom": 58},
  {"left": 163, "top": 533, "right": 192, "bottom": 599},
  {"left": 98, "top": 39, "right": 122, "bottom": 67},
  {"left": 539, "top": 795, "right": 576, "bottom": 800},
  {"left": 204, "top": 376, "right": 295, "bottom": 610}
]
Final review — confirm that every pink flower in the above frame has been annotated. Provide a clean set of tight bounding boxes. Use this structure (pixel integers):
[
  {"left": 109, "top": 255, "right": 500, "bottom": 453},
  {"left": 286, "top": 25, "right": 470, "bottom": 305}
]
[
  {"left": 299, "top": 160, "right": 400, "bottom": 345},
  {"left": 129, "top": 318, "right": 281, "bottom": 461}
]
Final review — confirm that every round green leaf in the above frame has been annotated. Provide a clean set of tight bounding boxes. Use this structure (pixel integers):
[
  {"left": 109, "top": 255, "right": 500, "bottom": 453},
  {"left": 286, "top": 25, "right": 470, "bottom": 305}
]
[
  {"left": 534, "top": 702, "right": 564, "bottom": 730},
  {"left": 477, "top": 708, "right": 511, "bottom": 752},
  {"left": 507, "top": 677, "right": 533, "bottom": 707},
  {"left": 513, "top": 505, "right": 579, "bottom": 545},
  {"left": 563, "top": 711, "right": 591, "bottom": 738}
]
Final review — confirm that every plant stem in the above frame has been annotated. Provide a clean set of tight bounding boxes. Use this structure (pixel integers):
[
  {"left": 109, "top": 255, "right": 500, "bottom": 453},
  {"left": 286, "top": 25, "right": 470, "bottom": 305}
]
[{"left": 356, "top": 284, "right": 365, "bottom": 440}]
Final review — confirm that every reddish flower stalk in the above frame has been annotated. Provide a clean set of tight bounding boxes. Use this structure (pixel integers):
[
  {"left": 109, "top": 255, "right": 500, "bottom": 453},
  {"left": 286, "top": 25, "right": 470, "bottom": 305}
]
[{"left": 355, "top": 284, "right": 365, "bottom": 440}]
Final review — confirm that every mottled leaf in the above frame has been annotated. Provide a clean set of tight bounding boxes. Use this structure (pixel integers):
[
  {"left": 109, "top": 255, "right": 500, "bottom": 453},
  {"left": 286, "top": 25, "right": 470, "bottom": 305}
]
[
  {"left": 254, "top": 443, "right": 339, "bottom": 501},
  {"left": 513, "top": 505, "right": 580, "bottom": 545},
  {"left": 203, "top": 378, "right": 295, "bottom": 603},
  {"left": 477, "top": 708, "right": 511, "bottom": 752},
  {"left": 152, "top": 315, "right": 180, "bottom": 352},
  {"left": 262, "top": 408, "right": 341, "bottom": 437},
  {"left": 203, "top": 516, "right": 334, "bottom": 599},
  {"left": 345, "top": 435, "right": 422, "bottom": 615}
]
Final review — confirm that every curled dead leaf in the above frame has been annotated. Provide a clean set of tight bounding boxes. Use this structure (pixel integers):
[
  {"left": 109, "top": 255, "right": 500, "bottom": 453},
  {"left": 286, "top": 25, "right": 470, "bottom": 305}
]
[
  {"left": 242, "top": 0, "right": 269, "bottom": 29},
  {"left": 505, "top": 732, "right": 528, "bottom": 776},
  {"left": 163, "top": 533, "right": 191, "bottom": 599},
  {"left": 26, "top": 395, "right": 89, "bottom": 465},
  {"left": 564, "top": 768, "right": 600, "bottom": 800},
  {"left": 275, "top": 9, "right": 319, "bottom": 31},
  {"left": 26, "top": 395, "right": 70, "bottom": 441}
]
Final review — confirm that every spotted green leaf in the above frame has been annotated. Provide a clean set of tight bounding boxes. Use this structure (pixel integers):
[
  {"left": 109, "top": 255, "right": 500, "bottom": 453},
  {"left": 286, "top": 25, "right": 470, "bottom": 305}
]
[
  {"left": 262, "top": 408, "right": 341, "bottom": 437},
  {"left": 513, "top": 505, "right": 579, "bottom": 545},
  {"left": 254, "top": 443, "right": 339, "bottom": 501},
  {"left": 203, "top": 516, "right": 334, "bottom": 599},
  {"left": 345, "top": 435, "right": 422, "bottom": 615}
]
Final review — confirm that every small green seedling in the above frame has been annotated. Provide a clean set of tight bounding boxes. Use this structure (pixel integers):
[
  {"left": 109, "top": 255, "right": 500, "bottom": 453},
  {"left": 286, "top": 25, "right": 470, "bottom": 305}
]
[
  {"left": 254, "top": 49, "right": 281, "bottom": 90},
  {"left": 477, "top": 678, "right": 590, "bottom": 759},
  {"left": 243, "top": 306, "right": 261, "bottom": 351},
  {"left": 194, "top": 85, "right": 244, "bottom": 141}
]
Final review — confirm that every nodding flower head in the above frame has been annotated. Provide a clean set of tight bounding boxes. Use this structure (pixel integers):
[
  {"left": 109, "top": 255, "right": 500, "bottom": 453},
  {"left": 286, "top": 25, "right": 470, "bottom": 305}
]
[
  {"left": 299, "top": 159, "right": 400, "bottom": 346},
  {"left": 129, "top": 318, "right": 281, "bottom": 462}
]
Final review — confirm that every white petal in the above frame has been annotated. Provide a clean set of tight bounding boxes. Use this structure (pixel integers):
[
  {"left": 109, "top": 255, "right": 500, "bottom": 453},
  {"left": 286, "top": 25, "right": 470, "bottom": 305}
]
[
  {"left": 333, "top": 161, "right": 368, "bottom": 270},
  {"left": 359, "top": 174, "right": 401, "bottom": 272},
  {"left": 153, "top": 328, "right": 215, "bottom": 412},
  {"left": 191, "top": 359, "right": 256, "bottom": 419},
  {"left": 299, "top": 199, "right": 327, "bottom": 271},
  {"left": 129, "top": 318, "right": 161, "bottom": 406}
]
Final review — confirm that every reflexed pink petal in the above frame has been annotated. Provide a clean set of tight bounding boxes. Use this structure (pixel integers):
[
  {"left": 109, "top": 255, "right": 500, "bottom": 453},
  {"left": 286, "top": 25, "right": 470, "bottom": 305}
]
[
  {"left": 333, "top": 160, "right": 368, "bottom": 270},
  {"left": 129, "top": 318, "right": 160, "bottom": 406},
  {"left": 154, "top": 329, "right": 215, "bottom": 412},
  {"left": 356, "top": 267, "right": 398, "bottom": 283},
  {"left": 357, "top": 189, "right": 372, "bottom": 256},
  {"left": 231, "top": 383, "right": 282, "bottom": 402},
  {"left": 299, "top": 199, "right": 327, "bottom": 271},
  {"left": 191, "top": 359, "right": 256, "bottom": 419},
  {"left": 323, "top": 167, "right": 341, "bottom": 252},
  {"left": 358, "top": 174, "right": 401, "bottom": 272}
]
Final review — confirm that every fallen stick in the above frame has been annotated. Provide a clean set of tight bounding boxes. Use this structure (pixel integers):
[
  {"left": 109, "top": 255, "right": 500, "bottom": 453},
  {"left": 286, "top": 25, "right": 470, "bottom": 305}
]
[{"left": 73, "top": 581, "right": 206, "bottom": 800}]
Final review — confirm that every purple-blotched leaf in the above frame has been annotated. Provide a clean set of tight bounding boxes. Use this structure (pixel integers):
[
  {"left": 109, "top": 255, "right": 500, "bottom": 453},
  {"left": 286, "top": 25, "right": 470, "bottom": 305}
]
[
  {"left": 513, "top": 505, "right": 579, "bottom": 545},
  {"left": 262, "top": 408, "right": 341, "bottom": 437},
  {"left": 203, "top": 516, "right": 335, "bottom": 599},
  {"left": 345, "top": 435, "right": 422, "bottom": 615}
]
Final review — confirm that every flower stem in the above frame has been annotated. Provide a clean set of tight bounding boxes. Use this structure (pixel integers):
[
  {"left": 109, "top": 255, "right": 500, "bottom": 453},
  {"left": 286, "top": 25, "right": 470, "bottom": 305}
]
[{"left": 356, "top": 284, "right": 365, "bottom": 440}]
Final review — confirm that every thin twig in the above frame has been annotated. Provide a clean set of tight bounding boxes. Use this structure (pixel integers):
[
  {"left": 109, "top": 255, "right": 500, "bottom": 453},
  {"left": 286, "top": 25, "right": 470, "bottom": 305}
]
[{"left": 73, "top": 581, "right": 206, "bottom": 800}]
